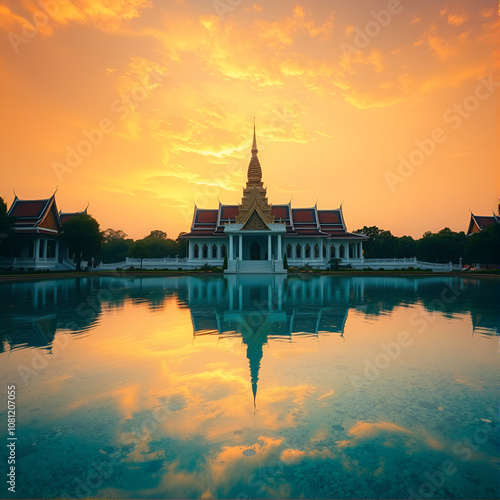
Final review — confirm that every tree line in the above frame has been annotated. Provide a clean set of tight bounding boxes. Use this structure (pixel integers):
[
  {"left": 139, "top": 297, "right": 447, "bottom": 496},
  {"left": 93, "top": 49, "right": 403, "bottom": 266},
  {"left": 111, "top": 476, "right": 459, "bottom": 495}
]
[
  {"left": 99, "top": 228, "right": 187, "bottom": 263},
  {"left": 354, "top": 225, "right": 500, "bottom": 265}
]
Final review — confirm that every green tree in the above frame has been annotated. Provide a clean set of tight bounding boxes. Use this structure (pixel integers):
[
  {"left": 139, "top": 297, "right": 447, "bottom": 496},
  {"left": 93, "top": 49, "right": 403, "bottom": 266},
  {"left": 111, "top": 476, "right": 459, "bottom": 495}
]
[
  {"left": 417, "top": 228, "right": 465, "bottom": 263},
  {"left": 176, "top": 233, "right": 188, "bottom": 258},
  {"left": 465, "top": 223, "right": 500, "bottom": 265},
  {"left": 130, "top": 231, "right": 180, "bottom": 259},
  {"left": 61, "top": 214, "right": 102, "bottom": 270},
  {"left": 396, "top": 235, "right": 417, "bottom": 258},
  {"left": 102, "top": 228, "right": 128, "bottom": 243},
  {"left": 354, "top": 226, "right": 398, "bottom": 258},
  {"left": 0, "top": 197, "right": 16, "bottom": 256},
  {"left": 146, "top": 230, "right": 167, "bottom": 240},
  {"left": 100, "top": 238, "right": 133, "bottom": 263}
]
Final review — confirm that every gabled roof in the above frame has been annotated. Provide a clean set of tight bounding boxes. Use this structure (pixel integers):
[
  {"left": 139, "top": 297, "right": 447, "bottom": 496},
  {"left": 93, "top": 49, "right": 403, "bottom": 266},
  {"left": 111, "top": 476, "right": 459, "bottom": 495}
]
[
  {"left": 181, "top": 203, "right": 366, "bottom": 239},
  {"left": 8, "top": 194, "right": 87, "bottom": 236},
  {"left": 8, "top": 195, "right": 60, "bottom": 235},
  {"left": 290, "top": 207, "right": 324, "bottom": 236},
  {"left": 59, "top": 207, "right": 87, "bottom": 225},
  {"left": 467, "top": 213, "right": 500, "bottom": 235}
]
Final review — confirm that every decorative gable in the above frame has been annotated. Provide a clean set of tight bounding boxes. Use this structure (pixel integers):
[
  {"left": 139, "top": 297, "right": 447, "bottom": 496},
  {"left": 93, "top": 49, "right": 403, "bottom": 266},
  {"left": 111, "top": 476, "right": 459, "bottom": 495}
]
[
  {"left": 39, "top": 205, "right": 59, "bottom": 231},
  {"left": 242, "top": 209, "right": 269, "bottom": 231}
]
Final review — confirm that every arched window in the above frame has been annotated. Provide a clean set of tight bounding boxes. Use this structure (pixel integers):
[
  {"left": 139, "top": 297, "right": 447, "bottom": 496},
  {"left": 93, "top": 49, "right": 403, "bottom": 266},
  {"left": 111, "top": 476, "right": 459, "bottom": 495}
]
[
  {"left": 330, "top": 245, "right": 336, "bottom": 259},
  {"left": 193, "top": 244, "right": 199, "bottom": 258},
  {"left": 314, "top": 244, "right": 319, "bottom": 258},
  {"left": 286, "top": 244, "right": 292, "bottom": 258},
  {"left": 212, "top": 244, "right": 218, "bottom": 259},
  {"left": 221, "top": 244, "right": 227, "bottom": 258},
  {"left": 202, "top": 244, "right": 208, "bottom": 259},
  {"left": 339, "top": 244, "right": 345, "bottom": 258},
  {"left": 296, "top": 244, "right": 302, "bottom": 259},
  {"left": 305, "top": 244, "right": 311, "bottom": 258}
]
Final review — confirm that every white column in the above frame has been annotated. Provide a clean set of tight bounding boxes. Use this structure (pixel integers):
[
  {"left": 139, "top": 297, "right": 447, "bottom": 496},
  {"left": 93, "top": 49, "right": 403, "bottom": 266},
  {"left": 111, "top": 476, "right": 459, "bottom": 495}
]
[
  {"left": 229, "top": 235, "right": 234, "bottom": 260},
  {"left": 55, "top": 241, "right": 59, "bottom": 262},
  {"left": 268, "top": 234, "right": 272, "bottom": 260},
  {"left": 188, "top": 240, "right": 192, "bottom": 260},
  {"left": 43, "top": 239, "right": 47, "bottom": 259},
  {"left": 35, "top": 238, "right": 40, "bottom": 262},
  {"left": 239, "top": 234, "right": 243, "bottom": 260},
  {"left": 278, "top": 235, "right": 282, "bottom": 260}
]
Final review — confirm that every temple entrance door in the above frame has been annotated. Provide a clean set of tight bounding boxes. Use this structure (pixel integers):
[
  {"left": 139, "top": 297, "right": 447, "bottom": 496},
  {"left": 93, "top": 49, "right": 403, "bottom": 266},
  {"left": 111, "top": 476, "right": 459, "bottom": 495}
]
[{"left": 250, "top": 241, "right": 261, "bottom": 260}]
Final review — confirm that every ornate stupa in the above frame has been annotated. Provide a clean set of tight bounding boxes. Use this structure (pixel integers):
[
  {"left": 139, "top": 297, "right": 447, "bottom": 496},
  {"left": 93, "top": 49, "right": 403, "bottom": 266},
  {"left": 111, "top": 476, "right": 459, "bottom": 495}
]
[{"left": 235, "top": 126, "right": 275, "bottom": 229}]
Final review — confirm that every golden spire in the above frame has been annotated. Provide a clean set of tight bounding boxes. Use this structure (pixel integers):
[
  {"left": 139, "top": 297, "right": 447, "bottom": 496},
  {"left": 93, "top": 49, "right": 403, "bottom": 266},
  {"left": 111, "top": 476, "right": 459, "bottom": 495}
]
[
  {"left": 247, "top": 121, "right": 262, "bottom": 184},
  {"left": 235, "top": 121, "right": 274, "bottom": 225}
]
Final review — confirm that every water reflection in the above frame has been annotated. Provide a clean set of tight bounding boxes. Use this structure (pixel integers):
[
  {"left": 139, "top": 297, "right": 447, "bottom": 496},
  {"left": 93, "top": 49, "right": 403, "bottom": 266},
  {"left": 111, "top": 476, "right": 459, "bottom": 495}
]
[
  {"left": 0, "top": 275, "right": 499, "bottom": 499},
  {"left": 1, "top": 275, "right": 498, "bottom": 354}
]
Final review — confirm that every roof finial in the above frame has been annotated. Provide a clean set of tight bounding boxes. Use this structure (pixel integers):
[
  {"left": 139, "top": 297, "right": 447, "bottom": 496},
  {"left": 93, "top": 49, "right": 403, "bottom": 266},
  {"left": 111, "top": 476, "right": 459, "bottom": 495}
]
[{"left": 252, "top": 118, "right": 257, "bottom": 154}]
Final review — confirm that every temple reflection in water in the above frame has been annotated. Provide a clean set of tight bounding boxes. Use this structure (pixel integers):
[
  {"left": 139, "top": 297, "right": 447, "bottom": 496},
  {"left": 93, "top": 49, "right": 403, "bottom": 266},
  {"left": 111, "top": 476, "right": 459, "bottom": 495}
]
[
  {"left": 188, "top": 275, "right": 360, "bottom": 406},
  {"left": 2, "top": 275, "right": 499, "bottom": 348},
  {"left": 2, "top": 275, "right": 499, "bottom": 406}
]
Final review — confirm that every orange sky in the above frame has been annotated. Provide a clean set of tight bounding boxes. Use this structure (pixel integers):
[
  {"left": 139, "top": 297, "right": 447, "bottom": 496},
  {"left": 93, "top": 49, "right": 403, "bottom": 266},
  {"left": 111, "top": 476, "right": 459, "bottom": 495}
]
[{"left": 0, "top": 0, "right": 499, "bottom": 239}]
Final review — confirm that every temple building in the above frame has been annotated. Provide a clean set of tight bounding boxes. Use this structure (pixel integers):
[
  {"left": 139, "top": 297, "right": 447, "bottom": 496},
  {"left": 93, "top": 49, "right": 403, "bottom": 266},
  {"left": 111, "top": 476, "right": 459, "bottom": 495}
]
[
  {"left": 181, "top": 128, "right": 367, "bottom": 273},
  {"left": 0, "top": 193, "right": 86, "bottom": 271},
  {"left": 466, "top": 207, "right": 499, "bottom": 235}
]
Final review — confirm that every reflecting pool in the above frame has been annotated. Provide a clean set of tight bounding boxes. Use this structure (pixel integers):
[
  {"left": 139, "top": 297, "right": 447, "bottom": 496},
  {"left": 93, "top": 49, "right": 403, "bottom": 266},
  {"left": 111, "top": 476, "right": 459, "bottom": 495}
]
[{"left": 0, "top": 275, "right": 498, "bottom": 499}]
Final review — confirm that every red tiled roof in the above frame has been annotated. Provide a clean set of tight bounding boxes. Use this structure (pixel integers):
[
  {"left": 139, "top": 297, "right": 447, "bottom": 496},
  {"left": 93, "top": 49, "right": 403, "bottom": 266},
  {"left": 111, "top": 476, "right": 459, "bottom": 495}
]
[
  {"left": 180, "top": 202, "right": 361, "bottom": 241},
  {"left": 196, "top": 210, "right": 218, "bottom": 224},
  {"left": 220, "top": 205, "right": 239, "bottom": 220},
  {"left": 324, "top": 230, "right": 347, "bottom": 236},
  {"left": 271, "top": 205, "right": 290, "bottom": 220},
  {"left": 295, "top": 227, "right": 322, "bottom": 235},
  {"left": 318, "top": 210, "right": 341, "bottom": 224},
  {"left": 292, "top": 208, "right": 316, "bottom": 223},
  {"left": 59, "top": 211, "right": 85, "bottom": 225},
  {"left": 474, "top": 216, "right": 497, "bottom": 230},
  {"left": 10, "top": 200, "right": 48, "bottom": 218}
]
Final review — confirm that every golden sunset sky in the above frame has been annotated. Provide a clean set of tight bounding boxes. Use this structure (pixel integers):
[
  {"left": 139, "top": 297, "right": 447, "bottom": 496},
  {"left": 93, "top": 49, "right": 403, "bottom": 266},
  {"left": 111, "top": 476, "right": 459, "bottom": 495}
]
[{"left": 0, "top": 0, "right": 498, "bottom": 239}]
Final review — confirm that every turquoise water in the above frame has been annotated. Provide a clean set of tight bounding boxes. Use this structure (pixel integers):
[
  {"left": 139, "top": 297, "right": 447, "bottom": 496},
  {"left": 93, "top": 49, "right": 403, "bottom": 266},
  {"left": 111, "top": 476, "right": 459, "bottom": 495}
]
[{"left": 0, "top": 275, "right": 498, "bottom": 499}]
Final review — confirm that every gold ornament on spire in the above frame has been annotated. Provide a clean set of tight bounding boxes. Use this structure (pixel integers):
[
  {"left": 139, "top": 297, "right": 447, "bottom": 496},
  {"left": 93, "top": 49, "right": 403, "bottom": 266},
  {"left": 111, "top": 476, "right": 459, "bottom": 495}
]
[{"left": 235, "top": 124, "right": 275, "bottom": 226}]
